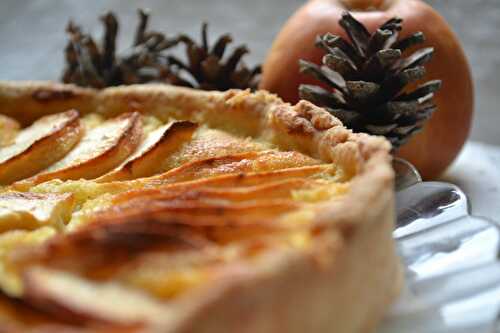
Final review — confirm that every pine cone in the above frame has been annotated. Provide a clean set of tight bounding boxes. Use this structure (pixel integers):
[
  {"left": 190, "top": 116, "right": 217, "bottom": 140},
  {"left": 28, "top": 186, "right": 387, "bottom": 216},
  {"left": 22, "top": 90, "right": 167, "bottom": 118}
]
[
  {"left": 168, "top": 23, "right": 261, "bottom": 90},
  {"left": 63, "top": 9, "right": 185, "bottom": 88},
  {"left": 62, "top": 10, "right": 260, "bottom": 91},
  {"left": 299, "top": 12, "right": 442, "bottom": 149}
]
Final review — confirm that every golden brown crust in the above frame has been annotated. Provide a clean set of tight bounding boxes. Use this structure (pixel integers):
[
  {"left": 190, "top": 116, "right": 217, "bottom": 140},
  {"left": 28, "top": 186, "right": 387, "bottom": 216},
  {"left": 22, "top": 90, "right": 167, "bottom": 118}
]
[
  {"left": 0, "top": 114, "right": 20, "bottom": 147},
  {"left": 0, "top": 82, "right": 96, "bottom": 126},
  {"left": 0, "top": 81, "right": 389, "bottom": 169},
  {"left": 0, "top": 81, "right": 399, "bottom": 333},
  {"left": 0, "top": 81, "right": 390, "bottom": 184}
]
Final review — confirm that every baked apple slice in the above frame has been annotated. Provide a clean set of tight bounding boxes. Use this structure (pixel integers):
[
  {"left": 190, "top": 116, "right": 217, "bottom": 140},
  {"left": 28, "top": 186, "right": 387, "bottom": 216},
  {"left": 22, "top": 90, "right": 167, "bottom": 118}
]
[
  {"left": 0, "top": 192, "right": 75, "bottom": 232},
  {"left": 15, "top": 112, "right": 142, "bottom": 188},
  {"left": 97, "top": 121, "right": 198, "bottom": 182},
  {"left": 22, "top": 267, "right": 169, "bottom": 327},
  {"left": 0, "top": 291, "right": 131, "bottom": 333},
  {"left": 0, "top": 110, "right": 82, "bottom": 185}
]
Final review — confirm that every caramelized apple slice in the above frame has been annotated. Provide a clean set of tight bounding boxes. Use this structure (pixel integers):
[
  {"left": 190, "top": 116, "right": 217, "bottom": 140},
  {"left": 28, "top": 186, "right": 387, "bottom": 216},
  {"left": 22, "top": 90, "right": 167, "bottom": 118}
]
[
  {"left": 10, "top": 223, "right": 209, "bottom": 286},
  {"left": 130, "top": 164, "right": 332, "bottom": 196},
  {"left": 0, "top": 291, "right": 126, "bottom": 333},
  {"left": 0, "top": 114, "right": 20, "bottom": 147},
  {"left": 0, "top": 192, "right": 75, "bottom": 233},
  {"left": 28, "top": 152, "right": 325, "bottom": 209},
  {"left": 115, "top": 236, "right": 303, "bottom": 300},
  {"left": 168, "top": 127, "right": 270, "bottom": 167},
  {"left": 97, "top": 199, "right": 299, "bottom": 225},
  {"left": 0, "top": 110, "right": 82, "bottom": 185},
  {"left": 97, "top": 121, "right": 197, "bottom": 182},
  {"left": 113, "top": 178, "right": 315, "bottom": 204},
  {"left": 148, "top": 150, "right": 321, "bottom": 184},
  {"left": 23, "top": 267, "right": 168, "bottom": 327},
  {"left": 16, "top": 112, "right": 142, "bottom": 188}
]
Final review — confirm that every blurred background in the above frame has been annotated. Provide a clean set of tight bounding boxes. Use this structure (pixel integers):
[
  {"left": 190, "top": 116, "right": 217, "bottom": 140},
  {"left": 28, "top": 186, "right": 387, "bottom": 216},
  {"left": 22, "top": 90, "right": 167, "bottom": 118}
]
[{"left": 1, "top": 0, "right": 498, "bottom": 145}]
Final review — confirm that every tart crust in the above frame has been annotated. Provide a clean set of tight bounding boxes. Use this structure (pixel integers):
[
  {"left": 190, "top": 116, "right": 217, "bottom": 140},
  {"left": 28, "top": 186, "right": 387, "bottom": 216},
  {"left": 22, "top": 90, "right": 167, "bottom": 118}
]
[{"left": 0, "top": 81, "right": 401, "bottom": 333}]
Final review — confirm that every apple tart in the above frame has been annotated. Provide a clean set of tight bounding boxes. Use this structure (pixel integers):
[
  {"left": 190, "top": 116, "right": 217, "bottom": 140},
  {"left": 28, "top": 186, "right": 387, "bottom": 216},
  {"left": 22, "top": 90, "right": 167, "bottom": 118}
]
[{"left": 0, "top": 81, "right": 401, "bottom": 332}]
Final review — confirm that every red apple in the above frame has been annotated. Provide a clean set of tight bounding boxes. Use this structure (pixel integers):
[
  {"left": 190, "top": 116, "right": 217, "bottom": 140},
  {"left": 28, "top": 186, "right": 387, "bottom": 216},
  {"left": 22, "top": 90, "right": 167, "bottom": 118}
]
[{"left": 260, "top": 0, "right": 474, "bottom": 179}]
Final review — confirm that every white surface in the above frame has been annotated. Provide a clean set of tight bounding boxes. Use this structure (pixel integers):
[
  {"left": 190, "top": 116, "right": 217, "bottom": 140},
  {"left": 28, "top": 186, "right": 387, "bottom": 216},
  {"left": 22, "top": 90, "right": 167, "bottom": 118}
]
[
  {"left": 441, "top": 143, "right": 500, "bottom": 332},
  {"left": 441, "top": 141, "right": 500, "bottom": 221}
]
